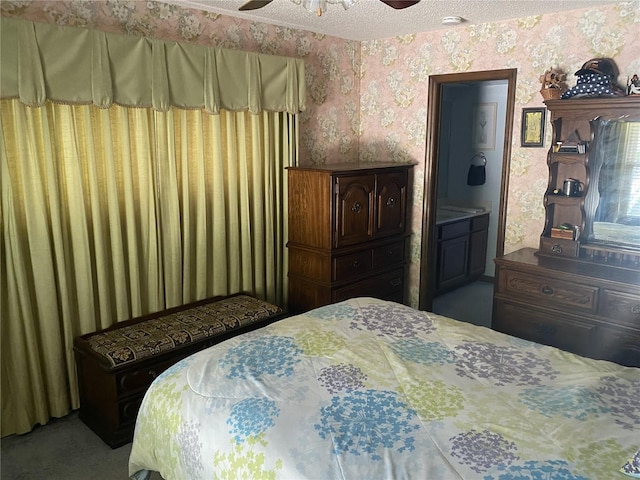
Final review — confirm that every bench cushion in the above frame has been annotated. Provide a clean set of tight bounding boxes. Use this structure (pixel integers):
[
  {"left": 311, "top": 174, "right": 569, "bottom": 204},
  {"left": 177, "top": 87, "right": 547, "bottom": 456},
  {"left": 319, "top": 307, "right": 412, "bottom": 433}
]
[{"left": 84, "top": 294, "right": 282, "bottom": 368}]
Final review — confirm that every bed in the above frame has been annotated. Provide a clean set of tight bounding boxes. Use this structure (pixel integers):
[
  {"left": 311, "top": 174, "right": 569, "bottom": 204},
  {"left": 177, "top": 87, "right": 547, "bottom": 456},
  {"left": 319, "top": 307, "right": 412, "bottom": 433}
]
[{"left": 128, "top": 297, "right": 639, "bottom": 479}]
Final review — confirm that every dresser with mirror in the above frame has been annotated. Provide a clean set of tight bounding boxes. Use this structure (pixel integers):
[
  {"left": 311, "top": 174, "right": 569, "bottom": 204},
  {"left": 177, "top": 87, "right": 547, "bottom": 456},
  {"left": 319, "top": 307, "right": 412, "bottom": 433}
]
[{"left": 493, "top": 96, "right": 640, "bottom": 367}]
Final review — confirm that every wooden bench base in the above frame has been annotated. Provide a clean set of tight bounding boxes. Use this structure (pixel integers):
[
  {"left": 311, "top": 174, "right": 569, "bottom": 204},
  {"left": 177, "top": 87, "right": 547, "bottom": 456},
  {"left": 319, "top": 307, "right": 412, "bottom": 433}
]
[{"left": 73, "top": 294, "right": 285, "bottom": 448}]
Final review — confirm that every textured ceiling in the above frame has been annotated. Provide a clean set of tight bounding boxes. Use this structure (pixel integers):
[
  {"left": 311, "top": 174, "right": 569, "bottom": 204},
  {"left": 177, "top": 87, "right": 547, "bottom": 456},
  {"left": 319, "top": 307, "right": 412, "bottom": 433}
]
[{"left": 162, "top": 0, "right": 621, "bottom": 41}]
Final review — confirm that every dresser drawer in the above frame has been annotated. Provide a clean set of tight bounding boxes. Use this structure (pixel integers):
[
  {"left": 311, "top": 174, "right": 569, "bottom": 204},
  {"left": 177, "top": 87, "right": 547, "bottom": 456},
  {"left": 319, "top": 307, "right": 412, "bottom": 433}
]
[
  {"left": 333, "top": 250, "right": 373, "bottom": 281},
  {"left": 539, "top": 237, "right": 579, "bottom": 258},
  {"left": 493, "top": 300, "right": 597, "bottom": 357},
  {"left": 372, "top": 240, "right": 405, "bottom": 270},
  {"left": 116, "top": 357, "right": 178, "bottom": 396},
  {"left": 599, "top": 290, "right": 640, "bottom": 328},
  {"left": 333, "top": 268, "right": 404, "bottom": 303},
  {"left": 499, "top": 269, "right": 598, "bottom": 313},
  {"left": 596, "top": 323, "right": 640, "bottom": 367},
  {"left": 119, "top": 395, "right": 145, "bottom": 424}
]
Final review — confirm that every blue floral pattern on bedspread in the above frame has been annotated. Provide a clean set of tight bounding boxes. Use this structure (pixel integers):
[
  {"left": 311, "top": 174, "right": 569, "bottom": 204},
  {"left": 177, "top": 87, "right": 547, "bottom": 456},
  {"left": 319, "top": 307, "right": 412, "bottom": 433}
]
[
  {"left": 129, "top": 297, "right": 640, "bottom": 480},
  {"left": 391, "top": 337, "right": 457, "bottom": 365},
  {"left": 519, "top": 386, "right": 609, "bottom": 420},
  {"left": 315, "top": 390, "right": 419, "bottom": 461},
  {"left": 228, "top": 398, "right": 279, "bottom": 443},
  {"left": 485, "top": 459, "right": 589, "bottom": 480},
  {"left": 220, "top": 336, "right": 302, "bottom": 378}
]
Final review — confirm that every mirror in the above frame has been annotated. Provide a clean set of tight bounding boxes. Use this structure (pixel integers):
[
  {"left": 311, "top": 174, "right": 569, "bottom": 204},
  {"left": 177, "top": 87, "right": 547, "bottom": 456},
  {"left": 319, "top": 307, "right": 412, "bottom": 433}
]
[{"left": 584, "top": 117, "right": 640, "bottom": 250}]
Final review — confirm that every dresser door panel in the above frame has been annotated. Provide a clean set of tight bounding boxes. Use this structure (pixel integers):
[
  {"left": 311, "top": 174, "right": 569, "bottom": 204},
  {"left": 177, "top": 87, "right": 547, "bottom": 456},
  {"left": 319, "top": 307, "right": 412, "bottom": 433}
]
[
  {"left": 376, "top": 172, "right": 407, "bottom": 238},
  {"left": 335, "top": 175, "right": 375, "bottom": 247},
  {"left": 437, "top": 236, "right": 469, "bottom": 291},
  {"left": 468, "top": 228, "right": 488, "bottom": 277}
]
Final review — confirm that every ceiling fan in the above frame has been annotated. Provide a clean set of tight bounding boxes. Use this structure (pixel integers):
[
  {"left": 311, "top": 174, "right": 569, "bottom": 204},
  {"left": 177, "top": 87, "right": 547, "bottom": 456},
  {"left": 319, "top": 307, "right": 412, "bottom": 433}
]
[{"left": 239, "top": 0, "right": 420, "bottom": 15}]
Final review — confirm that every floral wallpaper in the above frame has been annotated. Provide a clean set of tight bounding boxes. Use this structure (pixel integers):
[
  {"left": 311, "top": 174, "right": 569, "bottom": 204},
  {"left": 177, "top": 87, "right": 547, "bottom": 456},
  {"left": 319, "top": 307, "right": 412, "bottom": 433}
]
[
  {"left": 359, "top": 3, "right": 639, "bottom": 306},
  {"left": 2, "top": 0, "right": 639, "bottom": 308}
]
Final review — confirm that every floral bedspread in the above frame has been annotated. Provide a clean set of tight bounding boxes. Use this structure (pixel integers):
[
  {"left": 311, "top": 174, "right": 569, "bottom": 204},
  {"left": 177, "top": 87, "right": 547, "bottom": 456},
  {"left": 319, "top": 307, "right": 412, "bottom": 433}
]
[{"left": 128, "top": 297, "right": 639, "bottom": 480}]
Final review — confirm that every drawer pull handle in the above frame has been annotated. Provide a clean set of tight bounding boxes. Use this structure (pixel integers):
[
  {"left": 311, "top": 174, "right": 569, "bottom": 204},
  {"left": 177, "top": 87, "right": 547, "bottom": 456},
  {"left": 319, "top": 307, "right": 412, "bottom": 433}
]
[
  {"left": 631, "top": 305, "right": 640, "bottom": 315},
  {"left": 551, "top": 244, "right": 563, "bottom": 254},
  {"left": 149, "top": 369, "right": 157, "bottom": 379},
  {"left": 389, "top": 278, "right": 401, "bottom": 287},
  {"left": 352, "top": 202, "right": 362, "bottom": 214},
  {"left": 387, "top": 249, "right": 395, "bottom": 257},
  {"left": 541, "top": 286, "right": 554, "bottom": 295},
  {"left": 352, "top": 260, "right": 360, "bottom": 268},
  {"left": 386, "top": 197, "right": 396, "bottom": 208}
]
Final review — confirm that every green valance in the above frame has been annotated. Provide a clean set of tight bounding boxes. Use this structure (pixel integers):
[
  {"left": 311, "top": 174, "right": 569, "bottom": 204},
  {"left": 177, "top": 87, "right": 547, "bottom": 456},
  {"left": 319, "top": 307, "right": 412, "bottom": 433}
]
[{"left": 0, "top": 17, "right": 306, "bottom": 114}]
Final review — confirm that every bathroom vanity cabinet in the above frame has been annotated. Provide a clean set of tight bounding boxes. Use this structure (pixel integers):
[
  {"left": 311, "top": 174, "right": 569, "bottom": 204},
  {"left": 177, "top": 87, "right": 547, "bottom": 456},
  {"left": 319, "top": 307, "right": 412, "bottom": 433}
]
[{"left": 435, "top": 212, "right": 489, "bottom": 295}]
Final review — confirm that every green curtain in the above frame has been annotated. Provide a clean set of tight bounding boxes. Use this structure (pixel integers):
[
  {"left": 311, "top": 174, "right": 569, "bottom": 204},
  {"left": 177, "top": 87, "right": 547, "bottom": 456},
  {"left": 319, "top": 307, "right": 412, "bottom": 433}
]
[
  {"left": 0, "top": 99, "right": 296, "bottom": 436},
  {"left": 0, "top": 17, "right": 306, "bottom": 114},
  {"left": 0, "top": 13, "right": 303, "bottom": 438}
]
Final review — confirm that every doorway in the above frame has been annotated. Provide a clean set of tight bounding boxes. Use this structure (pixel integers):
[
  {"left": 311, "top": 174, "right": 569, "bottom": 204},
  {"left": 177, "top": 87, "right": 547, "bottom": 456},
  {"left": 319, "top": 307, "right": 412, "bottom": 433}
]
[{"left": 418, "top": 69, "right": 517, "bottom": 313}]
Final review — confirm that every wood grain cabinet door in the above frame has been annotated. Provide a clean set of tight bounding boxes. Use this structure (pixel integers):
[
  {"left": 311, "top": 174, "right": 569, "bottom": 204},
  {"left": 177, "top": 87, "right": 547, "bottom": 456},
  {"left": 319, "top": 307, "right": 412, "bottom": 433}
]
[
  {"left": 437, "top": 235, "right": 469, "bottom": 291},
  {"left": 376, "top": 171, "right": 408, "bottom": 238},
  {"left": 335, "top": 174, "right": 375, "bottom": 247}
]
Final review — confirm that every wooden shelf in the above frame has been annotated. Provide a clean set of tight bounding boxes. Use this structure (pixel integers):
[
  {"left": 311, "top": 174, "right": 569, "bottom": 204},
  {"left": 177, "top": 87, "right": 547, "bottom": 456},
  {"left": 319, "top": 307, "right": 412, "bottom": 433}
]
[
  {"left": 544, "top": 193, "right": 583, "bottom": 205},
  {"left": 548, "top": 152, "right": 587, "bottom": 165}
]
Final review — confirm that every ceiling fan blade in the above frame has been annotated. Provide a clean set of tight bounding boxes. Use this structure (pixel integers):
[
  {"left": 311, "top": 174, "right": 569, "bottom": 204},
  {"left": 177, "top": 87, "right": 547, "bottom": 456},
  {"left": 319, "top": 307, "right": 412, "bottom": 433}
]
[
  {"left": 379, "top": 0, "right": 420, "bottom": 9},
  {"left": 239, "top": 0, "right": 274, "bottom": 11}
]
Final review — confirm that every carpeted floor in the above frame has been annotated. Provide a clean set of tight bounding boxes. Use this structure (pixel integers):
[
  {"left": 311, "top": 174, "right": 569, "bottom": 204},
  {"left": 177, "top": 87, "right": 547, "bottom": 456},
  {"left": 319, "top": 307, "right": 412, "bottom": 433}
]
[
  {"left": 1, "top": 411, "right": 162, "bottom": 480},
  {"left": 432, "top": 279, "right": 494, "bottom": 328}
]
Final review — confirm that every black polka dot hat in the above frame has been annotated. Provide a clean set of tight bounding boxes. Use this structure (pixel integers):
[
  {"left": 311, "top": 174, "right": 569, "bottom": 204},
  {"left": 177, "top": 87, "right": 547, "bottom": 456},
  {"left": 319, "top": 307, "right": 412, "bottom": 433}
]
[{"left": 561, "top": 58, "right": 624, "bottom": 99}]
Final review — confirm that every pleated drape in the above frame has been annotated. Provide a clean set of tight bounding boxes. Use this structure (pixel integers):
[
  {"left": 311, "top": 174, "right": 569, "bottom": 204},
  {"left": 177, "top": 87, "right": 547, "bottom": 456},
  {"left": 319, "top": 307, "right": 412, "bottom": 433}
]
[
  {"left": 0, "top": 17, "right": 306, "bottom": 114},
  {"left": 0, "top": 99, "right": 295, "bottom": 436}
]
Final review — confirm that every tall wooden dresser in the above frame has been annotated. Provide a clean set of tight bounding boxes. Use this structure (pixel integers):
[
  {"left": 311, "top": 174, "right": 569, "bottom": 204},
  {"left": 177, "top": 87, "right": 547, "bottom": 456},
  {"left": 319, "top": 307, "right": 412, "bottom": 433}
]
[{"left": 287, "top": 162, "right": 413, "bottom": 312}]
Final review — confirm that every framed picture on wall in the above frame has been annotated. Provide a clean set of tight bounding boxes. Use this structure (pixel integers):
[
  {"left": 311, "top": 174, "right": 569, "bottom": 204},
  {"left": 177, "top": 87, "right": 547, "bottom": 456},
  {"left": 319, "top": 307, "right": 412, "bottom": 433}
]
[
  {"left": 472, "top": 102, "right": 497, "bottom": 151},
  {"left": 521, "top": 107, "right": 546, "bottom": 147}
]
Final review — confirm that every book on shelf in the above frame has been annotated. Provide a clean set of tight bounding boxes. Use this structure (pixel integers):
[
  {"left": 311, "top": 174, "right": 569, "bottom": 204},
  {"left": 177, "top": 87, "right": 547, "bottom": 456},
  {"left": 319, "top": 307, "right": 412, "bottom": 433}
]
[
  {"left": 557, "top": 143, "right": 587, "bottom": 154},
  {"left": 555, "top": 130, "right": 588, "bottom": 154}
]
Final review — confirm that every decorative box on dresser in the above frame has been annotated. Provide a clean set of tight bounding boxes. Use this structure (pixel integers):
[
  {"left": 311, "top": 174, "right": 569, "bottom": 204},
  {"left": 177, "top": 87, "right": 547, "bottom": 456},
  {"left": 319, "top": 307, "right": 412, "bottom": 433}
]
[
  {"left": 493, "top": 96, "right": 640, "bottom": 368},
  {"left": 287, "top": 162, "right": 413, "bottom": 313}
]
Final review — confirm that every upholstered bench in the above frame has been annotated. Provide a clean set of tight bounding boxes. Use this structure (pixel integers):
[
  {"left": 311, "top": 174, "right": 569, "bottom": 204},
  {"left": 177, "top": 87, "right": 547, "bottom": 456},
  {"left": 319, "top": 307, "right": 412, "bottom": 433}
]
[{"left": 73, "top": 293, "right": 285, "bottom": 448}]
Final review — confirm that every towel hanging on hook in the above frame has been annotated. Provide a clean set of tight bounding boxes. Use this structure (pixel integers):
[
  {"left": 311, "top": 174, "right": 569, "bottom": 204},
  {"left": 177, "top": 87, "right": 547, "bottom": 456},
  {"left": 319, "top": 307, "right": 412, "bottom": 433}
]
[{"left": 467, "top": 152, "right": 487, "bottom": 186}]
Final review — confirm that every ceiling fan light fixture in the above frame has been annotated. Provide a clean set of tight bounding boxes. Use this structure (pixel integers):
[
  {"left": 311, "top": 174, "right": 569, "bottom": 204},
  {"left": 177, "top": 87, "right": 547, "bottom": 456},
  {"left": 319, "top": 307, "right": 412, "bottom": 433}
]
[
  {"left": 301, "top": 0, "right": 357, "bottom": 16},
  {"left": 340, "top": 0, "right": 357, "bottom": 9},
  {"left": 441, "top": 15, "right": 463, "bottom": 26},
  {"left": 303, "top": 0, "right": 326, "bottom": 16}
]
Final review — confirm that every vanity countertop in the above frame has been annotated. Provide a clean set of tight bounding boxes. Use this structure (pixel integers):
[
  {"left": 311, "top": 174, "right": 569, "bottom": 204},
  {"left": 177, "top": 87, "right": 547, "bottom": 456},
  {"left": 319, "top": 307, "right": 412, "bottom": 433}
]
[{"left": 436, "top": 206, "right": 490, "bottom": 225}]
